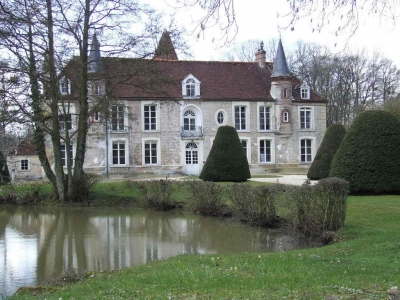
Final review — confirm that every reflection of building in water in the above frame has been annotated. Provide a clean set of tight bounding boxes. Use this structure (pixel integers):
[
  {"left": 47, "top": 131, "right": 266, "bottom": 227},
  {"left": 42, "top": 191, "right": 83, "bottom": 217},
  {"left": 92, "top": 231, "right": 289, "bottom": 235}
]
[{"left": 1, "top": 207, "right": 310, "bottom": 297}]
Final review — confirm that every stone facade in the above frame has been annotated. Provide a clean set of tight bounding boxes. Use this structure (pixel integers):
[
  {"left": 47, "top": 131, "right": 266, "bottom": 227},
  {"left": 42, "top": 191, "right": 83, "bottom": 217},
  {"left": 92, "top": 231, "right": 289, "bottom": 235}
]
[{"left": 57, "top": 34, "right": 327, "bottom": 177}]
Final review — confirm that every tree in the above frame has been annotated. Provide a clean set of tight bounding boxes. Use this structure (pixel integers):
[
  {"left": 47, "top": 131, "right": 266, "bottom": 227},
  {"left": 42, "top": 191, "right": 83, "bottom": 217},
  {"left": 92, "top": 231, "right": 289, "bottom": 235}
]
[
  {"left": 0, "top": 0, "right": 184, "bottom": 201},
  {"left": 0, "top": 149, "right": 10, "bottom": 184},
  {"left": 307, "top": 123, "right": 346, "bottom": 180},
  {"left": 200, "top": 126, "right": 250, "bottom": 182},
  {"left": 383, "top": 93, "right": 400, "bottom": 120},
  {"left": 330, "top": 110, "right": 400, "bottom": 194},
  {"left": 219, "top": 39, "right": 277, "bottom": 62}
]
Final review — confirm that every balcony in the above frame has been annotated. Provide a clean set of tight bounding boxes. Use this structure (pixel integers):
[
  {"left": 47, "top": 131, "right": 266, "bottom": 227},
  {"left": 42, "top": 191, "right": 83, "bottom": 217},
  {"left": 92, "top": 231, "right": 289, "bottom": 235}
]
[{"left": 181, "top": 126, "right": 203, "bottom": 139}]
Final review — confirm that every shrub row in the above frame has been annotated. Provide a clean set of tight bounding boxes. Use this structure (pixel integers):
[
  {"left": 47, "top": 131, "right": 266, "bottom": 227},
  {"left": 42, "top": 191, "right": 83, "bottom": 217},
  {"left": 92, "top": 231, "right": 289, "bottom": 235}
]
[
  {"left": 0, "top": 182, "right": 43, "bottom": 205},
  {"left": 128, "top": 178, "right": 349, "bottom": 242}
]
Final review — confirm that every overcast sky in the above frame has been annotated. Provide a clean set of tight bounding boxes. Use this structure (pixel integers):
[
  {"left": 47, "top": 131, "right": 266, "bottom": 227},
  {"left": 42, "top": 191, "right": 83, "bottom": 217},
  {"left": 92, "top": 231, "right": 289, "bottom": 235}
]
[{"left": 149, "top": 0, "right": 400, "bottom": 67}]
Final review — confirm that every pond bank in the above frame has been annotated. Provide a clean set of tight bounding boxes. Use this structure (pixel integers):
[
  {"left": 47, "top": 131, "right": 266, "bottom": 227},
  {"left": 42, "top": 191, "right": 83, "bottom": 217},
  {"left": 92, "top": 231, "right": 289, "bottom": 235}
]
[{"left": 10, "top": 195, "right": 400, "bottom": 299}]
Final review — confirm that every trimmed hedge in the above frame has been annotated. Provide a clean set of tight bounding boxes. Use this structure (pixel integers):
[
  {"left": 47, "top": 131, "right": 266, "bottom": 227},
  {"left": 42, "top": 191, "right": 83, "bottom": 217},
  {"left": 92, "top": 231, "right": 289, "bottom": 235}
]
[
  {"left": 200, "top": 126, "right": 250, "bottom": 182},
  {"left": 0, "top": 150, "right": 10, "bottom": 184},
  {"left": 330, "top": 110, "right": 400, "bottom": 194},
  {"left": 307, "top": 124, "right": 346, "bottom": 180}
]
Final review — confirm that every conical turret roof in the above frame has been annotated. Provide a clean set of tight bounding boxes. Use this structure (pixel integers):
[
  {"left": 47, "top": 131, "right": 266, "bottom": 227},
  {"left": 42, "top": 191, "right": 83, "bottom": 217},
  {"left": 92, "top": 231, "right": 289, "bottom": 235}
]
[
  {"left": 271, "top": 39, "right": 290, "bottom": 77},
  {"left": 88, "top": 33, "right": 104, "bottom": 73},
  {"left": 154, "top": 31, "right": 178, "bottom": 60}
]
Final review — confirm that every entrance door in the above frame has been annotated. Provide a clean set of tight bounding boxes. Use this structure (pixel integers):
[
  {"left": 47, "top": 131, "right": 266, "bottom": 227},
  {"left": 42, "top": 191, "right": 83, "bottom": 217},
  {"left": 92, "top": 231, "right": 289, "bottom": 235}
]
[{"left": 185, "top": 142, "right": 199, "bottom": 175}]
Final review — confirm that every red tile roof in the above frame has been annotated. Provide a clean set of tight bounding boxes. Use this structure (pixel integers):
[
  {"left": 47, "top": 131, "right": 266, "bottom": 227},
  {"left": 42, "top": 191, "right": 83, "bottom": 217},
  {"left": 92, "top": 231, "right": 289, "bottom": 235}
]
[
  {"left": 66, "top": 58, "right": 324, "bottom": 102},
  {"left": 15, "top": 140, "right": 36, "bottom": 156}
]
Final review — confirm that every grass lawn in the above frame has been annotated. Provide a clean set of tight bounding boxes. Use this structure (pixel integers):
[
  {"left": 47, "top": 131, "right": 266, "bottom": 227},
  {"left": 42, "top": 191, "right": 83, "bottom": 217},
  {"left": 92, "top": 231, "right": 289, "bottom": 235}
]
[{"left": 12, "top": 194, "right": 400, "bottom": 299}]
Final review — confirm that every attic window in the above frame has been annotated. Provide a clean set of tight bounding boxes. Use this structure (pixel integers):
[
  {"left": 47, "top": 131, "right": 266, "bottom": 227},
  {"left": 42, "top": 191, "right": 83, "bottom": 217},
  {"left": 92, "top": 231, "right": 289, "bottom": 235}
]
[
  {"left": 300, "top": 83, "right": 310, "bottom": 99},
  {"left": 182, "top": 75, "right": 201, "bottom": 98},
  {"left": 60, "top": 77, "right": 71, "bottom": 95},
  {"left": 186, "top": 79, "right": 195, "bottom": 97}
]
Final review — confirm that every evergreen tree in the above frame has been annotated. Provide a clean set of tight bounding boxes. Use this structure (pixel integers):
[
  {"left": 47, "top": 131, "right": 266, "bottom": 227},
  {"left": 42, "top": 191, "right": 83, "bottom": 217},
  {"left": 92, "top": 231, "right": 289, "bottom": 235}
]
[
  {"left": 200, "top": 126, "right": 250, "bottom": 182},
  {"left": 330, "top": 110, "right": 400, "bottom": 194},
  {"left": 307, "top": 124, "right": 346, "bottom": 180}
]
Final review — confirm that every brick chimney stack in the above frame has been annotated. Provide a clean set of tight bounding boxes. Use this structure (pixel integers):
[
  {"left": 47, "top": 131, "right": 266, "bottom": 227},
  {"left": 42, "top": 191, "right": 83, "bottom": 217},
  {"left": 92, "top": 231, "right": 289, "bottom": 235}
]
[{"left": 255, "top": 41, "right": 266, "bottom": 68}]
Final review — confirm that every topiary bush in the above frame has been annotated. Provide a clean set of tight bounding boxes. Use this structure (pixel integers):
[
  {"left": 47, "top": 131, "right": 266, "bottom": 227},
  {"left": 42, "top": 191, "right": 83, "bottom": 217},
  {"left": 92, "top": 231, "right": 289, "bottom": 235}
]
[
  {"left": 307, "top": 124, "right": 346, "bottom": 180},
  {"left": 330, "top": 110, "right": 400, "bottom": 194},
  {"left": 200, "top": 126, "right": 250, "bottom": 182},
  {"left": 0, "top": 149, "right": 10, "bottom": 184}
]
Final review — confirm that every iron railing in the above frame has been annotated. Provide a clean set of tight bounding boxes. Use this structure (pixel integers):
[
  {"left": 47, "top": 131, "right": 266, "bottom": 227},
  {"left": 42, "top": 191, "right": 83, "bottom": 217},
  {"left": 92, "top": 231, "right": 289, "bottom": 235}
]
[{"left": 181, "top": 126, "right": 203, "bottom": 138}]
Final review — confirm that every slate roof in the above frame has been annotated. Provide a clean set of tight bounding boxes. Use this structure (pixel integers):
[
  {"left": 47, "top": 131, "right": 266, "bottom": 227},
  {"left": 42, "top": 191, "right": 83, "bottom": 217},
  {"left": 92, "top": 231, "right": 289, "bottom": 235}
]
[
  {"left": 272, "top": 39, "right": 290, "bottom": 78},
  {"left": 14, "top": 140, "right": 36, "bottom": 156}
]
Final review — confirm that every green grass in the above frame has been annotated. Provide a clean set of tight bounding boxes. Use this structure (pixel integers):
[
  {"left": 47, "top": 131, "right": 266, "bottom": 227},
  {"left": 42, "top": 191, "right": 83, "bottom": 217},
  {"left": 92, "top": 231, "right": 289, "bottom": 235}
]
[{"left": 11, "top": 195, "right": 400, "bottom": 299}]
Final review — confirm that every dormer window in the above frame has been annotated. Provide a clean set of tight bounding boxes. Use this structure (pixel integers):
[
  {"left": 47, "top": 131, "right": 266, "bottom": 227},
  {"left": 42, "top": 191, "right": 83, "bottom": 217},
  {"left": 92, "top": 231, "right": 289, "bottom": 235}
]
[
  {"left": 300, "top": 82, "right": 310, "bottom": 99},
  {"left": 60, "top": 77, "right": 71, "bottom": 95},
  {"left": 182, "top": 74, "right": 200, "bottom": 98},
  {"left": 186, "top": 79, "right": 195, "bottom": 97}
]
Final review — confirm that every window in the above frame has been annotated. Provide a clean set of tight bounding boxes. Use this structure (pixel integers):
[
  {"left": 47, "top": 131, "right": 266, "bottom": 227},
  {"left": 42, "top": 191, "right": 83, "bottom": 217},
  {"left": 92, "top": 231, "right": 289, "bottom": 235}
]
[
  {"left": 144, "top": 141, "right": 158, "bottom": 164},
  {"left": 259, "top": 106, "right": 270, "bottom": 130},
  {"left": 299, "top": 107, "right": 313, "bottom": 130},
  {"left": 111, "top": 105, "right": 125, "bottom": 131},
  {"left": 59, "top": 114, "right": 72, "bottom": 131},
  {"left": 183, "top": 110, "right": 196, "bottom": 130},
  {"left": 282, "top": 110, "right": 290, "bottom": 123},
  {"left": 20, "top": 159, "right": 29, "bottom": 171},
  {"left": 94, "top": 85, "right": 101, "bottom": 95},
  {"left": 144, "top": 105, "right": 157, "bottom": 131},
  {"left": 182, "top": 74, "right": 200, "bottom": 98},
  {"left": 60, "top": 77, "right": 70, "bottom": 95},
  {"left": 283, "top": 88, "right": 288, "bottom": 98},
  {"left": 241, "top": 140, "right": 247, "bottom": 154},
  {"left": 259, "top": 139, "right": 271, "bottom": 163},
  {"left": 61, "top": 144, "right": 74, "bottom": 167},
  {"left": 93, "top": 112, "right": 101, "bottom": 122},
  {"left": 235, "top": 106, "right": 247, "bottom": 131},
  {"left": 216, "top": 111, "right": 225, "bottom": 125},
  {"left": 112, "top": 142, "right": 126, "bottom": 165},
  {"left": 186, "top": 78, "right": 195, "bottom": 97},
  {"left": 186, "top": 142, "right": 198, "bottom": 165},
  {"left": 300, "top": 83, "right": 310, "bottom": 99},
  {"left": 300, "top": 139, "right": 313, "bottom": 162}
]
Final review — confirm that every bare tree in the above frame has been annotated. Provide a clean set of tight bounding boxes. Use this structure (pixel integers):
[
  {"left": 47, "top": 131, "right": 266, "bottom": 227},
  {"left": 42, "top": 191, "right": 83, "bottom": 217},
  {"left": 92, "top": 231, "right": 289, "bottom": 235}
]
[
  {"left": 219, "top": 38, "right": 277, "bottom": 62},
  {"left": 0, "top": 0, "right": 185, "bottom": 201}
]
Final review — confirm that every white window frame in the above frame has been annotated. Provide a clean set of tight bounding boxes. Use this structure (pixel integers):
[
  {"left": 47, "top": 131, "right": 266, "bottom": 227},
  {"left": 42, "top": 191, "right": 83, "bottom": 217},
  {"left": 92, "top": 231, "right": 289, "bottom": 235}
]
[
  {"left": 300, "top": 83, "right": 310, "bottom": 99},
  {"left": 299, "top": 137, "right": 314, "bottom": 163},
  {"left": 110, "top": 138, "right": 129, "bottom": 166},
  {"left": 283, "top": 110, "right": 290, "bottom": 123},
  {"left": 60, "top": 144, "right": 74, "bottom": 167},
  {"left": 215, "top": 109, "right": 227, "bottom": 126},
  {"left": 110, "top": 105, "right": 128, "bottom": 132},
  {"left": 59, "top": 77, "right": 71, "bottom": 95},
  {"left": 233, "top": 102, "right": 250, "bottom": 132},
  {"left": 299, "top": 107, "right": 314, "bottom": 130},
  {"left": 142, "top": 101, "right": 160, "bottom": 132},
  {"left": 257, "top": 137, "right": 275, "bottom": 164},
  {"left": 182, "top": 74, "right": 201, "bottom": 99},
  {"left": 257, "top": 104, "right": 271, "bottom": 131},
  {"left": 142, "top": 138, "right": 161, "bottom": 165},
  {"left": 20, "top": 159, "right": 30, "bottom": 171},
  {"left": 239, "top": 137, "right": 251, "bottom": 163}
]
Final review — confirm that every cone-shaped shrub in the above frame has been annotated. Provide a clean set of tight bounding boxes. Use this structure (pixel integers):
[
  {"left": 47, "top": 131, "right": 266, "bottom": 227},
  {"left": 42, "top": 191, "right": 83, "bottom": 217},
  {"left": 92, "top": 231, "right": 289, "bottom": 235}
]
[
  {"left": 330, "top": 110, "right": 400, "bottom": 194},
  {"left": 307, "top": 124, "right": 346, "bottom": 180},
  {"left": 200, "top": 126, "right": 251, "bottom": 182},
  {"left": 0, "top": 150, "right": 10, "bottom": 184}
]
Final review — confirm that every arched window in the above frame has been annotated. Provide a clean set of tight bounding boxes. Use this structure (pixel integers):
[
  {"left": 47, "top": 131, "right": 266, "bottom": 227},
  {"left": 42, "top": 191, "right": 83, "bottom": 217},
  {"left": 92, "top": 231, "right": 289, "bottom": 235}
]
[
  {"left": 183, "top": 110, "right": 196, "bottom": 130},
  {"left": 186, "top": 78, "right": 195, "bottom": 97},
  {"left": 282, "top": 110, "right": 290, "bottom": 123}
]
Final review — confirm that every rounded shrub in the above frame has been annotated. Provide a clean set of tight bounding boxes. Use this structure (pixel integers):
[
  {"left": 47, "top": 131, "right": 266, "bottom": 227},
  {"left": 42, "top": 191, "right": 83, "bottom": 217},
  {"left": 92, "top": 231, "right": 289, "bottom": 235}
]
[
  {"left": 330, "top": 110, "right": 400, "bottom": 194},
  {"left": 307, "top": 124, "right": 346, "bottom": 180},
  {"left": 0, "top": 150, "right": 10, "bottom": 184},
  {"left": 200, "top": 126, "right": 251, "bottom": 182}
]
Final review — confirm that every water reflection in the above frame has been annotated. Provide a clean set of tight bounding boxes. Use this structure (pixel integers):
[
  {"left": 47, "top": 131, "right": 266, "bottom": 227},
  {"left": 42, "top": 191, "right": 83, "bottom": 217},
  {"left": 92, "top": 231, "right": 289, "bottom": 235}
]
[{"left": 0, "top": 206, "right": 311, "bottom": 297}]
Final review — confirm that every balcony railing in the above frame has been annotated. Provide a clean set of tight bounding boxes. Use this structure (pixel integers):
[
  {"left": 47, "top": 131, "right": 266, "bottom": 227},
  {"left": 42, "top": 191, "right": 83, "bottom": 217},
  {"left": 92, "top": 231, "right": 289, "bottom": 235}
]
[{"left": 181, "top": 126, "right": 203, "bottom": 138}]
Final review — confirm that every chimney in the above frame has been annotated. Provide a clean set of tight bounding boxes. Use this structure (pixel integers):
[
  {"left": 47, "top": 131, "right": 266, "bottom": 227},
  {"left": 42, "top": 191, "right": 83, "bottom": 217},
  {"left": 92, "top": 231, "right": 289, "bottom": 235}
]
[{"left": 255, "top": 41, "right": 266, "bottom": 68}]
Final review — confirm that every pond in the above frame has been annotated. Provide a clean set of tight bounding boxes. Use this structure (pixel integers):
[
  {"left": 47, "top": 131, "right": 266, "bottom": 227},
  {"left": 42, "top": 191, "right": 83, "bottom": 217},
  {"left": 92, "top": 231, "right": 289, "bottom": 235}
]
[{"left": 0, "top": 206, "right": 313, "bottom": 297}]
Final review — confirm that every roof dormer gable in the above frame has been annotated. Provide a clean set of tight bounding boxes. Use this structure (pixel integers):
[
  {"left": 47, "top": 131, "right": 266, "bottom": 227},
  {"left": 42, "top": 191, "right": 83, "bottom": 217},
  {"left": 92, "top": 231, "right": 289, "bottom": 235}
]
[{"left": 182, "top": 74, "right": 201, "bottom": 99}]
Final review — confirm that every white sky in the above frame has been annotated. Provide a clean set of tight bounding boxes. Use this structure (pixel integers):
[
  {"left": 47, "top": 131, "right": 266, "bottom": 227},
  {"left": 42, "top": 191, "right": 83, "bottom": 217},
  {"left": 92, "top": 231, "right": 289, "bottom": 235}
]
[{"left": 149, "top": 0, "right": 400, "bottom": 67}]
